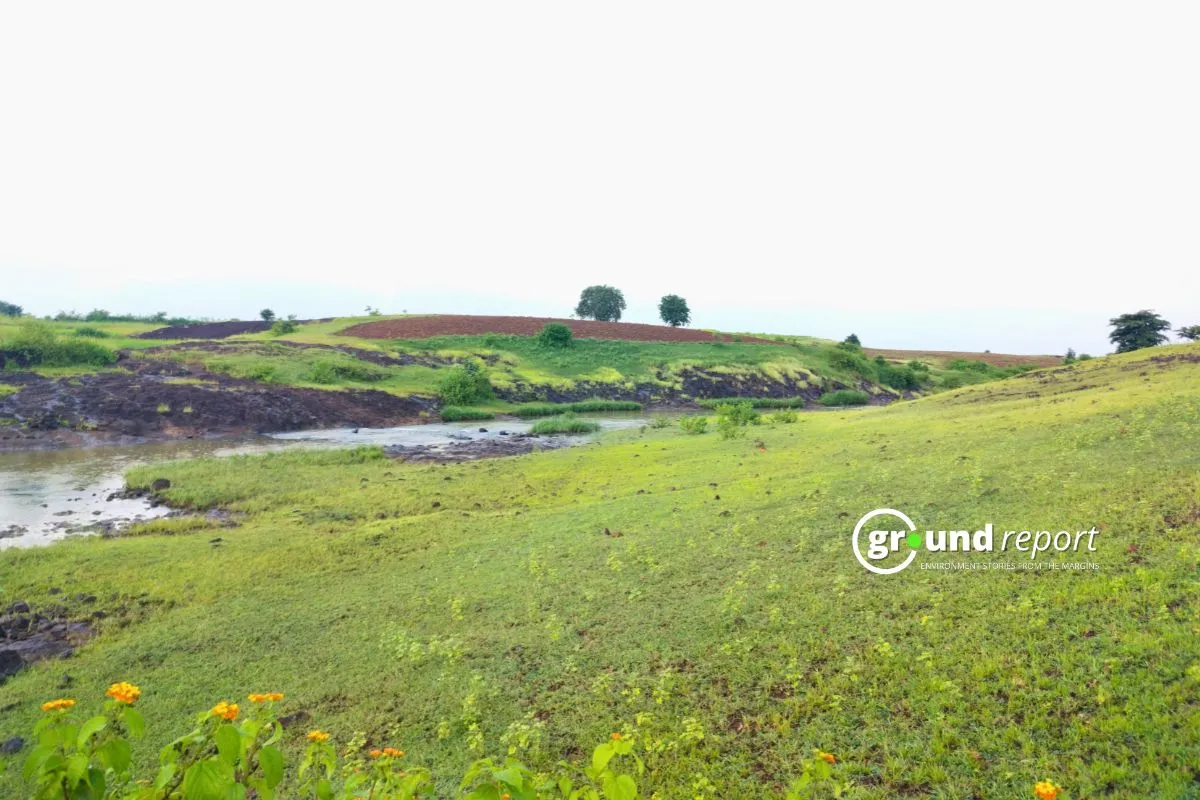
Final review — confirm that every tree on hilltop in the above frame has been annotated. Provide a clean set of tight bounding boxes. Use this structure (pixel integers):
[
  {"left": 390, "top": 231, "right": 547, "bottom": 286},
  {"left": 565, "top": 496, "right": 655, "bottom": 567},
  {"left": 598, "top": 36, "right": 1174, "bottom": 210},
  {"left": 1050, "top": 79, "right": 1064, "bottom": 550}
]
[
  {"left": 1108, "top": 310, "right": 1171, "bottom": 353},
  {"left": 574, "top": 286, "right": 626, "bottom": 322},
  {"left": 658, "top": 295, "right": 691, "bottom": 327}
]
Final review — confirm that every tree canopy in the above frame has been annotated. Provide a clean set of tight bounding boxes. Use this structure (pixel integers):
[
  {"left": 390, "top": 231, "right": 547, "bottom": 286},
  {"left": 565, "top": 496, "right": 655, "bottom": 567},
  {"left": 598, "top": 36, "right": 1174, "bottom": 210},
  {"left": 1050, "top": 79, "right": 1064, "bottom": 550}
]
[
  {"left": 574, "top": 285, "right": 626, "bottom": 322},
  {"left": 658, "top": 295, "right": 691, "bottom": 327},
  {"left": 1108, "top": 310, "right": 1171, "bottom": 353}
]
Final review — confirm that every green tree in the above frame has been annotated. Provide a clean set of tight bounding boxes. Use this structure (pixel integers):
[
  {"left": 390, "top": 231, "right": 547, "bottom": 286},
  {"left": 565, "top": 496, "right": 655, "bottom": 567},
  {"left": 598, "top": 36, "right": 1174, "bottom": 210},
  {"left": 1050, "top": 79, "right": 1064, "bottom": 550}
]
[
  {"left": 1177, "top": 324, "right": 1200, "bottom": 342},
  {"left": 658, "top": 294, "right": 691, "bottom": 327},
  {"left": 842, "top": 333, "right": 861, "bottom": 348},
  {"left": 574, "top": 285, "right": 626, "bottom": 322},
  {"left": 1064, "top": 348, "right": 1077, "bottom": 364},
  {"left": 1108, "top": 310, "right": 1171, "bottom": 353},
  {"left": 260, "top": 308, "right": 276, "bottom": 322},
  {"left": 0, "top": 300, "right": 22, "bottom": 317}
]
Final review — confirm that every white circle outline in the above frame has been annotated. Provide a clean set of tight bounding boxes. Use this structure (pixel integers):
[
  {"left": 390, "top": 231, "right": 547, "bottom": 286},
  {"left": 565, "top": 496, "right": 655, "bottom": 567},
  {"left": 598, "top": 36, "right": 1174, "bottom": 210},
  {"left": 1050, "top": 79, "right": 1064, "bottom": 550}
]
[{"left": 852, "top": 508, "right": 918, "bottom": 575}]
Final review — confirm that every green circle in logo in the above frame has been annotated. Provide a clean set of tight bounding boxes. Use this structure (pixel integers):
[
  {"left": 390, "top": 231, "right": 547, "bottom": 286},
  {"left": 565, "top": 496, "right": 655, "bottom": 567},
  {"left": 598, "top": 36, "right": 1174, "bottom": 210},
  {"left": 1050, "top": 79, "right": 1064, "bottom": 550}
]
[{"left": 905, "top": 532, "right": 922, "bottom": 550}]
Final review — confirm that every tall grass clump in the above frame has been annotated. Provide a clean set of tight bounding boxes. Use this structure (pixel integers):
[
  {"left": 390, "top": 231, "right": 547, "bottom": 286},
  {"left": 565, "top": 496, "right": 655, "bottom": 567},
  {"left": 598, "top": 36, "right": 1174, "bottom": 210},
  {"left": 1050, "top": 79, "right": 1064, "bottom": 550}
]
[
  {"left": 438, "top": 361, "right": 493, "bottom": 406},
  {"left": 307, "top": 358, "right": 388, "bottom": 384},
  {"left": 512, "top": 399, "right": 641, "bottom": 417},
  {"left": 696, "top": 396, "right": 806, "bottom": 409},
  {"left": 529, "top": 413, "right": 601, "bottom": 435},
  {"left": 0, "top": 320, "right": 117, "bottom": 368},
  {"left": 818, "top": 389, "right": 870, "bottom": 406},
  {"left": 440, "top": 406, "right": 496, "bottom": 422}
]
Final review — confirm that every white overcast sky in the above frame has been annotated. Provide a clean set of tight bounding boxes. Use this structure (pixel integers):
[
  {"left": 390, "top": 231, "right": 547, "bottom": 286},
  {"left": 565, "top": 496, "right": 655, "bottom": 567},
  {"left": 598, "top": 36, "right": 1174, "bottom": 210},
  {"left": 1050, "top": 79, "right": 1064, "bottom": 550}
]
[{"left": 1, "top": 3, "right": 1197, "bottom": 355}]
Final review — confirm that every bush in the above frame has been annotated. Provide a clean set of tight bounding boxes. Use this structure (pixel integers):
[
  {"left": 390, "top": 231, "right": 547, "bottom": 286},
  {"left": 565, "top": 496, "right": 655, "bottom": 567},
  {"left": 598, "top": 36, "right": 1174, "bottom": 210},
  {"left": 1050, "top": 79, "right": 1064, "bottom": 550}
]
[
  {"left": 828, "top": 348, "right": 871, "bottom": 374},
  {"left": 772, "top": 409, "right": 799, "bottom": 423},
  {"left": 1, "top": 320, "right": 117, "bottom": 368},
  {"left": 938, "top": 373, "right": 967, "bottom": 389},
  {"left": 715, "top": 400, "right": 761, "bottom": 438},
  {"left": 440, "top": 406, "right": 496, "bottom": 422},
  {"left": 818, "top": 389, "right": 870, "bottom": 406},
  {"left": 536, "top": 323, "right": 574, "bottom": 348},
  {"left": 679, "top": 415, "right": 709, "bottom": 434},
  {"left": 270, "top": 316, "right": 298, "bottom": 336},
  {"left": 875, "top": 361, "right": 923, "bottom": 391},
  {"left": 0, "top": 300, "right": 22, "bottom": 317},
  {"left": 438, "top": 361, "right": 493, "bottom": 406},
  {"left": 649, "top": 416, "right": 672, "bottom": 429},
  {"left": 842, "top": 333, "right": 861, "bottom": 347},
  {"left": 529, "top": 413, "right": 601, "bottom": 435},
  {"left": 73, "top": 326, "right": 110, "bottom": 338},
  {"left": 307, "top": 358, "right": 388, "bottom": 384},
  {"left": 696, "top": 397, "right": 806, "bottom": 409}
]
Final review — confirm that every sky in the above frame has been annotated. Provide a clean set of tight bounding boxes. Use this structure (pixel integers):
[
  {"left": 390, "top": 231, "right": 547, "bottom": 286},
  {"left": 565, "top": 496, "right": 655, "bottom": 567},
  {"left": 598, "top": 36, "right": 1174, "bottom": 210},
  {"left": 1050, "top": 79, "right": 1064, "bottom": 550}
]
[{"left": 1, "top": 3, "right": 1197, "bottom": 356}]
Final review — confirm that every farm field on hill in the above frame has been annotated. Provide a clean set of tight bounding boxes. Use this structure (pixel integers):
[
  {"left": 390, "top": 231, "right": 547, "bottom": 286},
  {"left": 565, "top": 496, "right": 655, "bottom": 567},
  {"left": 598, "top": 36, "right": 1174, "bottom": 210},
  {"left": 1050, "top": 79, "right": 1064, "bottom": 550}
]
[
  {"left": 340, "top": 314, "right": 781, "bottom": 344},
  {"left": 1, "top": 344, "right": 1197, "bottom": 798}
]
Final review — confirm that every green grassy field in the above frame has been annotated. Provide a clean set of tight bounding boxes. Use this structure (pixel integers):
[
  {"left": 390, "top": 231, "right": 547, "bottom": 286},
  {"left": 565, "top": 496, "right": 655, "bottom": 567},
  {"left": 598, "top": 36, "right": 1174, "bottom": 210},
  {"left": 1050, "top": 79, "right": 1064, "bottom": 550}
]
[{"left": 2, "top": 345, "right": 1197, "bottom": 797}]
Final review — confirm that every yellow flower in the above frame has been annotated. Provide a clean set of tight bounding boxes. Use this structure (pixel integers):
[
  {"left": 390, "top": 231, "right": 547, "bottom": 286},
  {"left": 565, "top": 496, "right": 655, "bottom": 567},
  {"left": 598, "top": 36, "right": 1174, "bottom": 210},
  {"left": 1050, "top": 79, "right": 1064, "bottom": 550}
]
[
  {"left": 248, "top": 692, "right": 285, "bottom": 704},
  {"left": 41, "top": 698, "right": 76, "bottom": 712},
  {"left": 1034, "top": 781, "right": 1059, "bottom": 800},
  {"left": 210, "top": 701, "right": 240, "bottom": 721},
  {"left": 106, "top": 682, "right": 141, "bottom": 705},
  {"left": 307, "top": 730, "right": 331, "bottom": 743},
  {"left": 817, "top": 750, "right": 837, "bottom": 764}
]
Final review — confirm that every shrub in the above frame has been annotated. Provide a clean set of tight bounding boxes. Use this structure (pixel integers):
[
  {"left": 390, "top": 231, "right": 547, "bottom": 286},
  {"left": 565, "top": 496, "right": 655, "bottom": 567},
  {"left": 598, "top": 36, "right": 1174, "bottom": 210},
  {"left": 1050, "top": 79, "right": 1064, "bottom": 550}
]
[
  {"left": 696, "top": 397, "right": 806, "bottom": 409},
  {"left": 828, "top": 348, "right": 870, "bottom": 374},
  {"left": 529, "top": 413, "right": 601, "bottom": 435},
  {"left": 1078, "top": 353, "right": 1093, "bottom": 361},
  {"left": 772, "top": 409, "right": 799, "bottom": 423},
  {"left": 440, "top": 406, "right": 496, "bottom": 422},
  {"left": 438, "top": 361, "right": 493, "bottom": 406},
  {"left": 73, "top": 326, "right": 110, "bottom": 338},
  {"left": 270, "top": 316, "right": 298, "bottom": 336},
  {"left": 0, "top": 300, "right": 22, "bottom": 317},
  {"left": 307, "top": 358, "right": 388, "bottom": 384},
  {"left": 938, "top": 373, "right": 966, "bottom": 389},
  {"left": 818, "top": 389, "right": 870, "bottom": 406},
  {"left": 715, "top": 400, "right": 761, "bottom": 438},
  {"left": 1, "top": 320, "right": 117, "bottom": 368},
  {"left": 649, "top": 415, "right": 672, "bottom": 429},
  {"left": 875, "top": 361, "right": 923, "bottom": 391},
  {"left": 536, "top": 322, "right": 574, "bottom": 348},
  {"left": 842, "top": 333, "right": 861, "bottom": 347},
  {"left": 679, "top": 415, "right": 709, "bottom": 434}
]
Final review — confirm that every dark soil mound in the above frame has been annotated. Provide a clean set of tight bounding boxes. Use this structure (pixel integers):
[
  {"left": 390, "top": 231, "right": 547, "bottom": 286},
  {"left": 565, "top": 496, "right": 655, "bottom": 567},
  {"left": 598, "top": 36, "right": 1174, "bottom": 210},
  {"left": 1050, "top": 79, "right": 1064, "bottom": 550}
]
[
  {"left": 342, "top": 315, "right": 782, "bottom": 344},
  {"left": 137, "top": 320, "right": 274, "bottom": 339}
]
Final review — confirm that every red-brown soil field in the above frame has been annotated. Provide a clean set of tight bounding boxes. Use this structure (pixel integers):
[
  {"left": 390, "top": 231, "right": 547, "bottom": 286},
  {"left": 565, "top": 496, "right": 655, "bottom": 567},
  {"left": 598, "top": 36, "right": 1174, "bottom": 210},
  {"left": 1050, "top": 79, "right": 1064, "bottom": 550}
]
[{"left": 340, "top": 315, "right": 780, "bottom": 344}]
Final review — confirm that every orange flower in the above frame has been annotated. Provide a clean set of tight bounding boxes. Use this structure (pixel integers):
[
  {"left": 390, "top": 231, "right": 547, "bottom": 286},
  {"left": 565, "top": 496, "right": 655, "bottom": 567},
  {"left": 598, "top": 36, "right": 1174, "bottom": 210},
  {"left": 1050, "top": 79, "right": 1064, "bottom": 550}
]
[
  {"left": 210, "top": 701, "right": 240, "bottom": 721},
  {"left": 382, "top": 747, "right": 404, "bottom": 758},
  {"left": 817, "top": 750, "right": 837, "bottom": 764},
  {"left": 41, "top": 698, "right": 76, "bottom": 712},
  {"left": 610, "top": 732, "right": 623, "bottom": 741},
  {"left": 248, "top": 692, "right": 285, "bottom": 704},
  {"left": 1033, "top": 781, "right": 1059, "bottom": 800},
  {"left": 106, "top": 682, "right": 141, "bottom": 705},
  {"left": 368, "top": 749, "right": 384, "bottom": 759},
  {"left": 307, "top": 730, "right": 331, "bottom": 743}
]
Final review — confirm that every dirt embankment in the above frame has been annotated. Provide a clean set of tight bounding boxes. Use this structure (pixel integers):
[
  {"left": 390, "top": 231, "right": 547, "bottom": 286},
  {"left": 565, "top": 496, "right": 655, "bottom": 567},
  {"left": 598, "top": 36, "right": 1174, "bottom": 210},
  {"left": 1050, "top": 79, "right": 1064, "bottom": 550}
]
[
  {"left": 0, "top": 354, "right": 434, "bottom": 450},
  {"left": 341, "top": 315, "right": 783, "bottom": 344}
]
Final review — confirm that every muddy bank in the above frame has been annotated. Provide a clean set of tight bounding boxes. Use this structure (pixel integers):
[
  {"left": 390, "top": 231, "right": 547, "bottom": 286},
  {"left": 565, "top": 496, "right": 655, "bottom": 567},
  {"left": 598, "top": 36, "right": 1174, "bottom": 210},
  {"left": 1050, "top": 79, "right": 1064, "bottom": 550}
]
[
  {"left": 136, "top": 318, "right": 333, "bottom": 340},
  {"left": 0, "top": 366, "right": 435, "bottom": 450},
  {"left": 384, "top": 431, "right": 578, "bottom": 462}
]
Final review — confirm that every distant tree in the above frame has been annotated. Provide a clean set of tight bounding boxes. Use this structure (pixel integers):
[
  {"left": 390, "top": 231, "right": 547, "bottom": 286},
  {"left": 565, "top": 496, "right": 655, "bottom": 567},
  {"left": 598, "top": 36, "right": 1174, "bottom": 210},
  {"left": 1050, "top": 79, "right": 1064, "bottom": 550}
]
[
  {"left": 574, "top": 285, "right": 626, "bottom": 322},
  {"left": 1177, "top": 324, "right": 1200, "bottom": 342},
  {"left": 843, "top": 333, "right": 861, "bottom": 347},
  {"left": 84, "top": 309, "right": 111, "bottom": 322},
  {"left": 658, "top": 295, "right": 691, "bottom": 327},
  {"left": 0, "top": 301, "right": 22, "bottom": 317},
  {"left": 364, "top": 306, "right": 382, "bottom": 317},
  {"left": 1109, "top": 310, "right": 1171, "bottom": 353},
  {"left": 1063, "top": 348, "right": 1077, "bottom": 364},
  {"left": 260, "top": 309, "right": 276, "bottom": 322}
]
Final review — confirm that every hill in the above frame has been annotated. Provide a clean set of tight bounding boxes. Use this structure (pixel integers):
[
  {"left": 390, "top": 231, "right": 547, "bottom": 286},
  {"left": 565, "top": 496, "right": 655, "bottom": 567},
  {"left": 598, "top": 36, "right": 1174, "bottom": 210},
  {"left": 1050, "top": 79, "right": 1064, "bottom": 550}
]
[{"left": 1, "top": 344, "right": 1196, "bottom": 797}]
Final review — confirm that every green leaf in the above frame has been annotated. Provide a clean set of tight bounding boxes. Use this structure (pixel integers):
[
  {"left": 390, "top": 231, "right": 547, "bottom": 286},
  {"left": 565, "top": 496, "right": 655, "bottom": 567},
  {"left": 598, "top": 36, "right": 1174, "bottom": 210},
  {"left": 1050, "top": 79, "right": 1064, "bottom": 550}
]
[
  {"left": 214, "top": 724, "right": 242, "bottom": 767},
  {"left": 103, "top": 739, "right": 132, "bottom": 775},
  {"left": 121, "top": 707, "right": 146, "bottom": 739},
  {"left": 257, "top": 745, "right": 284, "bottom": 788},
  {"left": 181, "top": 759, "right": 235, "bottom": 800},
  {"left": 77, "top": 715, "right": 108, "bottom": 749},
  {"left": 591, "top": 742, "right": 615, "bottom": 773},
  {"left": 316, "top": 778, "right": 334, "bottom": 800},
  {"left": 66, "top": 752, "right": 90, "bottom": 786},
  {"left": 601, "top": 773, "right": 637, "bottom": 800},
  {"left": 153, "top": 762, "right": 177, "bottom": 790},
  {"left": 22, "top": 745, "right": 55, "bottom": 781}
]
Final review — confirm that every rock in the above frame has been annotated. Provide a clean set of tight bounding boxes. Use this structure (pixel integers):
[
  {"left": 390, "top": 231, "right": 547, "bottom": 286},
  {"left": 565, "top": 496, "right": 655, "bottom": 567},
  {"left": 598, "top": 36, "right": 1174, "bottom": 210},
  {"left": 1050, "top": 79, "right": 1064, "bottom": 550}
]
[
  {"left": 0, "top": 651, "right": 22, "bottom": 682},
  {"left": 478, "top": 428, "right": 488, "bottom": 433},
  {"left": 4, "top": 601, "right": 30, "bottom": 614},
  {"left": 0, "top": 737, "right": 24, "bottom": 755},
  {"left": 278, "top": 710, "right": 310, "bottom": 729},
  {"left": 150, "top": 478, "right": 171, "bottom": 492}
]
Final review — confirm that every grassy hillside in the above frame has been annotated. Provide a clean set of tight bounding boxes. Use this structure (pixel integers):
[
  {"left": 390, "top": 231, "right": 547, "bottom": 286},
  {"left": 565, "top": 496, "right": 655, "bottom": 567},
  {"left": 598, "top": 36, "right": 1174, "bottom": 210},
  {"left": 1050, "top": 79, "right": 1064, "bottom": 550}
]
[{"left": 2, "top": 345, "right": 1197, "bottom": 797}]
